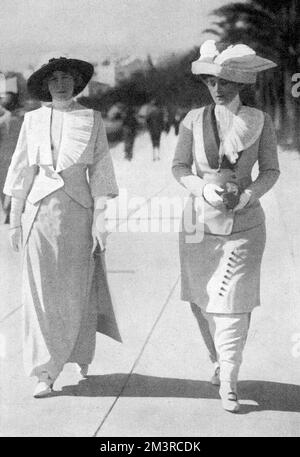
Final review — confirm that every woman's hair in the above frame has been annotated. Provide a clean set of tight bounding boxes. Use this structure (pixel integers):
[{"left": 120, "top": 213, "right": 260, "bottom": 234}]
[
  {"left": 198, "top": 74, "right": 212, "bottom": 84},
  {"left": 198, "top": 74, "right": 257, "bottom": 107}
]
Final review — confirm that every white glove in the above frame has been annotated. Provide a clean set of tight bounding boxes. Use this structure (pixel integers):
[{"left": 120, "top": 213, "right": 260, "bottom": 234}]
[
  {"left": 8, "top": 197, "right": 24, "bottom": 252},
  {"left": 92, "top": 196, "right": 108, "bottom": 253},
  {"left": 232, "top": 189, "right": 252, "bottom": 212},
  {"left": 202, "top": 183, "right": 224, "bottom": 207},
  {"left": 9, "top": 226, "right": 22, "bottom": 252},
  {"left": 92, "top": 221, "right": 108, "bottom": 253}
]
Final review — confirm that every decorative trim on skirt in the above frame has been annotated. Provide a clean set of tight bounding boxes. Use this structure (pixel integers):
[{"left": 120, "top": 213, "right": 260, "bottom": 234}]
[{"left": 179, "top": 223, "right": 266, "bottom": 313}]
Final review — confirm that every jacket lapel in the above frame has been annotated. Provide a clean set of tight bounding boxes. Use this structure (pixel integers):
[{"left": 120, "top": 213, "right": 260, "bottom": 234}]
[
  {"left": 27, "top": 107, "right": 53, "bottom": 167},
  {"left": 202, "top": 105, "right": 220, "bottom": 169}
]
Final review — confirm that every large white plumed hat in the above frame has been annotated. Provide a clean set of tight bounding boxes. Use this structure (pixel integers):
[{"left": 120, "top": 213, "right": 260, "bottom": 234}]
[{"left": 192, "top": 40, "right": 277, "bottom": 84}]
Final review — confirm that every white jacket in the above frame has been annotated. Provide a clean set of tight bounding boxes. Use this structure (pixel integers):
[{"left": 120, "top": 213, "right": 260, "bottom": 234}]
[{"left": 4, "top": 104, "right": 118, "bottom": 208}]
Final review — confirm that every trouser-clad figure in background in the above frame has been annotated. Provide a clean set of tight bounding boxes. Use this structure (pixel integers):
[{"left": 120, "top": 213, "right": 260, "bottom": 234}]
[
  {"left": 146, "top": 101, "right": 164, "bottom": 161},
  {"left": 122, "top": 106, "right": 138, "bottom": 161}
]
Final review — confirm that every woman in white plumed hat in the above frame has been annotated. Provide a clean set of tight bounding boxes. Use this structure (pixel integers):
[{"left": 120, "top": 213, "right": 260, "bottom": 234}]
[
  {"left": 172, "top": 41, "right": 279, "bottom": 412},
  {"left": 3, "top": 56, "right": 121, "bottom": 398}
]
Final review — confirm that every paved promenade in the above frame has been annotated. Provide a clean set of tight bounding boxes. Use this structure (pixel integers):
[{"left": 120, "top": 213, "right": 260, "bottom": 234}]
[{"left": 0, "top": 129, "right": 299, "bottom": 436}]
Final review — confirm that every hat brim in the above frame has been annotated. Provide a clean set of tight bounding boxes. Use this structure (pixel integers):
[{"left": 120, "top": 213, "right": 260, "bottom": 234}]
[
  {"left": 191, "top": 61, "right": 257, "bottom": 84},
  {"left": 27, "top": 58, "right": 94, "bottom": 101},
  {"left": 192, "top": 54, "right": 277, "bottom": 85}
]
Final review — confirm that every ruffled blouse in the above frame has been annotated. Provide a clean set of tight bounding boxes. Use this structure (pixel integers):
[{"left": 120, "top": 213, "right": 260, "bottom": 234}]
[{"left": 215, "top": 96, "right": 264, "bottom": 165}]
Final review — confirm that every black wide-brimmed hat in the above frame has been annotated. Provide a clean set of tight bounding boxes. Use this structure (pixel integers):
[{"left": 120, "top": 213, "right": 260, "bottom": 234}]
[{"left": 27, "top": 56, "right": 94, "bottom": 101}]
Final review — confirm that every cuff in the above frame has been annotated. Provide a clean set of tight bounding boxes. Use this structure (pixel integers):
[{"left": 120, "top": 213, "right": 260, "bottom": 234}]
[{"left": 10, "top": 197, "right": 25, "bottom": 227}]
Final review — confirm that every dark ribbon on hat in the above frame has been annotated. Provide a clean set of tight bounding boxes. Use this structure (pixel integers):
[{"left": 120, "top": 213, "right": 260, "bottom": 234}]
[{"left": 48, "top": 57, "right": 67, "bottom": 62}]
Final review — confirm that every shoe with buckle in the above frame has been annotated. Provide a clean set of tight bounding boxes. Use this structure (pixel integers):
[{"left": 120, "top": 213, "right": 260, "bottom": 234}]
[
  {"left": 210, "top": 366, "right": 220, "bottom": 386},
  {"left": 219, "top": 390, "right": 240, "bottom": 413}
]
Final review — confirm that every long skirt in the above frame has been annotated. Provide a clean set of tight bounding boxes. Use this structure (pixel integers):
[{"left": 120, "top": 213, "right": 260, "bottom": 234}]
[
  {"left": 179, "top": 223, "right": 266, "bottom": 314},
  {"left": 21, "top": 189, "right": 97, "bottom": 381}
]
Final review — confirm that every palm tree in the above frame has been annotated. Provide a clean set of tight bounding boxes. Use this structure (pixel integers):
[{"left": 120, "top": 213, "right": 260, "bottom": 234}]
[{"left": 205, "top": 0, "right": 300, "bottom": 149}]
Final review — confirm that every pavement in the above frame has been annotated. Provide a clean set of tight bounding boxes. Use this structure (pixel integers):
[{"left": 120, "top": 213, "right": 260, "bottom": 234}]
[{"left": 0, "top": 128, "right": 300, "bottom": 437}]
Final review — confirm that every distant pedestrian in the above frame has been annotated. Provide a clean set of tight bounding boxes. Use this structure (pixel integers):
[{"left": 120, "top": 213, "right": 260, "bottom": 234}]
[
  {"left": 122, "top": 106, "right": 138, "bottom": 161},
  {"left": 162, "top": 106, "right": 170, "bottom": 134},
  {"left": 173, "top": 108, "right": 186, "bottom": 136},
  {"left": 146, "top": 99, "right": 164, "bottom": 161},
  {"left": 172, "top": 40, "right": 279, "bottom": 413}
]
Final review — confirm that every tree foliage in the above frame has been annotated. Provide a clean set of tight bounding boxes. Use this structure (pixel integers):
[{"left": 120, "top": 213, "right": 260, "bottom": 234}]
[
  {"left": 205, "top": 0, "right": 300, "bottom": 149},
  {"left": 80, "top": 49, "right": 212, "bottom": 117}
]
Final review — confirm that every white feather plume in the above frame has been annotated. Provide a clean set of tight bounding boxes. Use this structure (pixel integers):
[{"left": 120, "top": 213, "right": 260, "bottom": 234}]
[
  {"left": 215, "top": 44, "right": 256, "bottom": 65},
  {"left": 199, "top": 40, "right": 219, "bottom": 60}
]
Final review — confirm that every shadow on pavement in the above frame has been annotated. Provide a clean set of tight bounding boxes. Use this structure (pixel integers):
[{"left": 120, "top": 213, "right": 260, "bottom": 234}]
[{"left": 49, "top": 373, "right": 300, "bottom": 414}]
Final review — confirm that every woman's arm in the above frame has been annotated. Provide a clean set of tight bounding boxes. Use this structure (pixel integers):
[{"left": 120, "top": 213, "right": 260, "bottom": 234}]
[
  {"left": 88, "top": 113, "right": 119, "bottom": 250},
  {"left": 88, "top": 113, "right": 119, "bottom": 200},
  {"left": 172, "top": 115, "right": 223, "bottom": 205},
  {"left": 3, "top": 115, "right": 37, "bottom": 202},
  {"left": 172, "top": 117, "right": 206, "bottom": 197},
  {"left": 3, "top": 115, "right": 33, "bottom": 251},
  {"left": 246, "top": 113, "right": 280, "bottom": 203}
]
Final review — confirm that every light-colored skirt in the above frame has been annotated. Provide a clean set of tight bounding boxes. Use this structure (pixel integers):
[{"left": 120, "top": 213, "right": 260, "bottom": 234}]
[
  {"left": 22, "top": 189, "right": 97, "bottom": 380},
  {"left": 179, "top": 223, "right": 266, "bottom": 314}
]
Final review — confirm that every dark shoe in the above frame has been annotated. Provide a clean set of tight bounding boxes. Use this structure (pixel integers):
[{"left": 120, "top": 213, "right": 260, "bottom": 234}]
[{"left": 77, "top": 363, "right": 89, "bottom": 378}]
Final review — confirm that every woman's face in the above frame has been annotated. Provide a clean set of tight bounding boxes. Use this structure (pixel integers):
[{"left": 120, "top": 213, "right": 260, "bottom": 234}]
[
  {"left": 204, "top": 76, "right": 242, "bottom": 105},
  {"left": 47, "top": 70, "right": 75, "bottom": 101}
]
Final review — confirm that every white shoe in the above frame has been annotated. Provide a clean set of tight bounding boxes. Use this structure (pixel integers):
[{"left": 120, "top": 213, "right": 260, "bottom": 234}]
[
  {"left": 33, "top": 381, "right": 53, "bottom": 398},
  {"left": 210, "top": 366, "right": 220, "bottom": 386},
  {"left": 77, "top": 364, "right": 89, "bottom": 378},
  {"left": 219, "top": 390, "right": 240, "bottom": 413}
]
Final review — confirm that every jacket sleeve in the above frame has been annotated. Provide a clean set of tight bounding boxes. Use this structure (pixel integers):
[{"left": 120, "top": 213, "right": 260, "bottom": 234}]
[
  {"left": 172, "top": 111, "right": 205, "bottom": 196},
  {"left": 88, "top": 113, "right": 119, "bottom": 199},
  {"left": 246, "top": 113, "right": 280, "bottom": 202},
  {"left": 3, "top": 115, "right": 37, "bottom": 200}
]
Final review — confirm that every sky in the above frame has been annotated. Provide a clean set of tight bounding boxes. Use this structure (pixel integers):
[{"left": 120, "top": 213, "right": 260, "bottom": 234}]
[{"left": 0, "top": 0, "right": 228, "bottom": 71}]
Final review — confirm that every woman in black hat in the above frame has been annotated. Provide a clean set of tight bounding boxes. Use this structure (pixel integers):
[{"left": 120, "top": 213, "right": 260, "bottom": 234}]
[{"left": 4, "top": 57, "right": 120, "bottom": 397}]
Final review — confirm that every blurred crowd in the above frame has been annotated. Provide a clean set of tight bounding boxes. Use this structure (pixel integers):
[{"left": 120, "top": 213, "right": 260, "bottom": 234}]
[{"left": 106, "top": 99, "right": 187, "bottom": 161}]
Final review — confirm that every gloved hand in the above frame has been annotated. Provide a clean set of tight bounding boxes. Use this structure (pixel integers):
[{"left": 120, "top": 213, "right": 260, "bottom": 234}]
[
  {"left": 92, "top": 221, "right": 108, "bottom": 253},
  {"left": 8, "top": 197, "right": 24, "bottom": 252},
  {"left": 202, "top": 183, "right": 224, "bottom": 207},
  {"left": 232, "top": 189, "right": 252, "bottom": 212},
  {"left": 9, "top": 226, "right": 22, "bottom": 252},
  {"left": 92, "top": 196, "right": 108, "bottom": 253}
]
